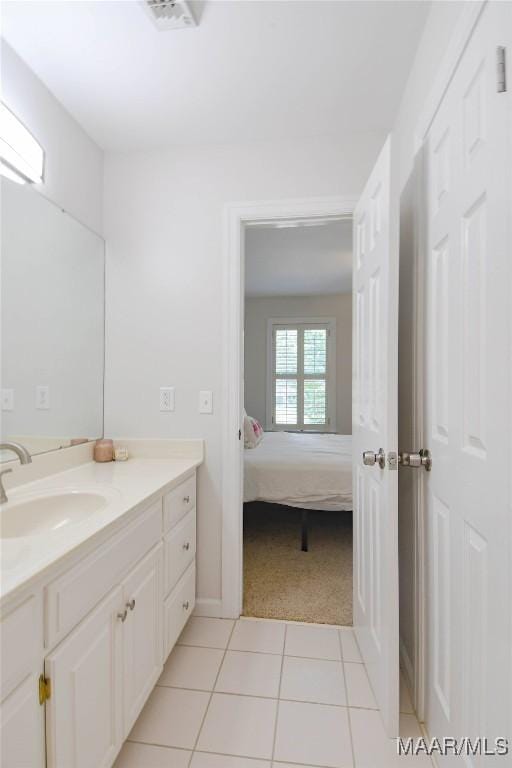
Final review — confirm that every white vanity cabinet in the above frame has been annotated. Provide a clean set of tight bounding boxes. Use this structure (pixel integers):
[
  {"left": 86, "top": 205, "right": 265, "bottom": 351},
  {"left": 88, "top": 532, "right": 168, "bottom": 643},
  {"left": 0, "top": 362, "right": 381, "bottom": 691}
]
[
  {"left": 0, "top": 469, "right": 197, "bottom": 768},
  {"left": 45, "top": 544, "right": 164, "bottom": 768},
  {"left": 121, "top": 543, "right": 163, "bottom": 734},
  {"left": 0, "top": 594, "right": 45, "bottom": 768},
  {"left": 45, "top": 586, "right": 124, "bottom": 768}
]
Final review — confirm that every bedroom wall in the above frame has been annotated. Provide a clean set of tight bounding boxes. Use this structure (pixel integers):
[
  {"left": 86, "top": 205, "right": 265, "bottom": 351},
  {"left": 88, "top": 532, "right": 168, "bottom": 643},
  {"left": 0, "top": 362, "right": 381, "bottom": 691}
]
[
  {"left": 1, "top": 42, "right": 104, "bottom": 234},
  {"left": 244, "top": 294, "right": 352, "bottom": 434}
]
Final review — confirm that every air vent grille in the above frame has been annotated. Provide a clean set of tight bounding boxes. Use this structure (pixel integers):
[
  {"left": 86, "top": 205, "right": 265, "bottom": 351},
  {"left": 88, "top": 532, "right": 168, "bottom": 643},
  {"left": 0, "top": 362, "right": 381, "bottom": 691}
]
[{"left": 143, "top": 0, "right": 196, "bottom": 30}]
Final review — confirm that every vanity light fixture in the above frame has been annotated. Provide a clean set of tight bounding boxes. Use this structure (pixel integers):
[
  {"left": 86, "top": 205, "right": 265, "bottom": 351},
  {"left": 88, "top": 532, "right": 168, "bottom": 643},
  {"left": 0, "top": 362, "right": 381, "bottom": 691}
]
[{"left": 0, "top": 102, "right": 44, "bottom": 184}]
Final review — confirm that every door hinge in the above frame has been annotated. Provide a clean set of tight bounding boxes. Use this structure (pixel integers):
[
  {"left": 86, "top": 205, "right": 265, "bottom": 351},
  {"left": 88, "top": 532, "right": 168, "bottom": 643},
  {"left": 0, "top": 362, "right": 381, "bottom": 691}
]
[
  {"left": 238, "top": 429, "right": 241, "bottom": 440},
  {"left": 39, "top": 674, "right": 51, "bottom": 705},
  {"left": 497, "top": 46, "right": 506, "bottom": 93}
]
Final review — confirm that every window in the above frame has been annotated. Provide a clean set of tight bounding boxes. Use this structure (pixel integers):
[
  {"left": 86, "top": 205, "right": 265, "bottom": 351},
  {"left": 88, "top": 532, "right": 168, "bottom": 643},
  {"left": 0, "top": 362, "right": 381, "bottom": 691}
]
[{"left": 267, "top": 318, "right": 336, "bottom": 431}]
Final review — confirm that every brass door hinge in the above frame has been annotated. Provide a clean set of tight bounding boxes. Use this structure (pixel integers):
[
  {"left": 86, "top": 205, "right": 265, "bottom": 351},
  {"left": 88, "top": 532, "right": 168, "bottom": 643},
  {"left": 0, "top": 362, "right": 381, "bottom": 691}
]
[{"left": 39, "top": 674, "right": 51, "bottom": 705}]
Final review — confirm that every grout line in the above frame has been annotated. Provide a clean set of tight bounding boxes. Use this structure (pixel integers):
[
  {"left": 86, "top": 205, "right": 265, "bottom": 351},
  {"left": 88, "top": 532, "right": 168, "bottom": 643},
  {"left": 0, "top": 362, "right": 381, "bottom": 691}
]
[
  {"left": 187, "top": 619, "right": 238, "bottom": 767},
  {"left": 126, "top": 740, "right": 354, "bottom": 768},
  {"left": 338, "top": 627, "right": 356, "bottom": 768},
  {"left": 271, "top": 760, "right": 342, "bottom": 768},
  {"left": 239, "top": 615, "right": 354, "bottom": 630},
  {"left": 270, "top": 623, "right": 287, "bottom": 763},
  {"left": 179, "top": 641, "right": 281, "bottom": 655},
  {"left": 192, "top": 748, "right": 336, "bottom": 768},
  {"left": 193, "top": 751, "right": 273, "bottom": 764},
  {"left": 126, "top": 740, "right": 191, "bottom": 753},
  {"left": 179, "top": 640, "right": 349, "bottom": 661},
  {"left": 154, "top": 681, "right": 378, "bottom": 710}
]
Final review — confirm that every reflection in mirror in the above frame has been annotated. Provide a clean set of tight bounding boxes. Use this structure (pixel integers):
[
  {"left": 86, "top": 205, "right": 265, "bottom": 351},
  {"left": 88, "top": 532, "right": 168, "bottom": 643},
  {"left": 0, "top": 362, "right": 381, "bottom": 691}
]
[{"left": 1, "top": 178, "right": 105, "bottom": 460}]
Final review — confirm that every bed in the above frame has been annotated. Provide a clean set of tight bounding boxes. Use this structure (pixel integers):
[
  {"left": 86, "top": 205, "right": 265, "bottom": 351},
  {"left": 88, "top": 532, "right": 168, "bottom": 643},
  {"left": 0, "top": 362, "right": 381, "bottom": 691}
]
[{"left": 244, "top": 431, "right": 352, "bottom": 550}]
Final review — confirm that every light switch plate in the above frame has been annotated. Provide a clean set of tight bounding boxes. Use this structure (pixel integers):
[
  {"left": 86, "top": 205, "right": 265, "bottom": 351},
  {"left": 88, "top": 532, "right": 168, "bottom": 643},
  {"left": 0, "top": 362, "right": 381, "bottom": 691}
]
[
  {"left": 199, "top": 390, "right": 213, "bottom": 414},
  {"left": 1, "top": 389, "right": 14, "bottom": 411},
  {"left": 159, "top": 387, "right": 175, "bottom": 412},
  {"left": 36, "top": 385, "right": 50, "bottom": 410}
]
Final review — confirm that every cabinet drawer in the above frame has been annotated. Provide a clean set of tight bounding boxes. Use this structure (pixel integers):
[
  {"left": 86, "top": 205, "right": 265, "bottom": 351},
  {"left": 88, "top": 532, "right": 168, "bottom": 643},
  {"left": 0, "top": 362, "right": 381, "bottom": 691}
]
[
  {"left": 163, "top": 561, "right": 195, "bottom": 659},
  {"left": 45, "top": 500, "right": 162, "bottom": 649},
  {"left": 164, "top": 508, "right": 196, "bottom": 596},
  {"left": 0, "top": 595, "right": 41, "bottom": 701},
  {"left": 163, "top": 474, "right": 196, "bottom": 532}
]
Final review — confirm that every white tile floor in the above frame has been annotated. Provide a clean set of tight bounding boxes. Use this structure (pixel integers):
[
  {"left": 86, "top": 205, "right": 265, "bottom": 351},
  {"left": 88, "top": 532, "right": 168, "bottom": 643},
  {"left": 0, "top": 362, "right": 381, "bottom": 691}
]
[{"left": 114, "top": 617, "right": 432, "bottom": 768}]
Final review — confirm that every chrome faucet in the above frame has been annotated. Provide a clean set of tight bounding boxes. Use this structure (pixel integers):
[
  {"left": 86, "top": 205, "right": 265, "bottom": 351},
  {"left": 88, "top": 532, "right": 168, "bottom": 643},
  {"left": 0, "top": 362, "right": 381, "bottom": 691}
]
[{"left": 0, "top": 442, "right": 32, "bottom": 504}]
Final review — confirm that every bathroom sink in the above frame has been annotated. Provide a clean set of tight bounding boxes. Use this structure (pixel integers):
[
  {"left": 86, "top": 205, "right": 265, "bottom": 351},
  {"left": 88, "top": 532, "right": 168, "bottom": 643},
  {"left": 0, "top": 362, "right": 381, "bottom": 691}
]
[{"left": 0, "top": 488, "right": 117, "bottom": 539}]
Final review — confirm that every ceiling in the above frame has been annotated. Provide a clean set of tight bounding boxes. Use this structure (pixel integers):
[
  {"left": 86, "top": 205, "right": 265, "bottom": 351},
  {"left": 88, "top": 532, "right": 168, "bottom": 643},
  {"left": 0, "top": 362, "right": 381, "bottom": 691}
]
[
  {"left": 245, "top": 219, "right": 352, "bottom": 297},
  {"left": 1, "top": 1, "right": 430, "bottom": 151}
]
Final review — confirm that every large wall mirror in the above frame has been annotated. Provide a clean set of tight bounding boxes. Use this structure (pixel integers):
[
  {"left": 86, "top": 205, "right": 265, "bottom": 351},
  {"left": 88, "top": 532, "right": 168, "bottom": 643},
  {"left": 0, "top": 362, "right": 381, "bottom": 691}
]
[{"left": 1, "top": 178, "right": 105, "bottom": 460}]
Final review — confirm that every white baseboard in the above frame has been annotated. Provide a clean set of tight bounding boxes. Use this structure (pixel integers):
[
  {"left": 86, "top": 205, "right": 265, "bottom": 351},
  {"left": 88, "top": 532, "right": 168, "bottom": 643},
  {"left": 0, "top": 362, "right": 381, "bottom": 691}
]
[{"left": 193, "top": 598, "right": 223, "bottom": 618}]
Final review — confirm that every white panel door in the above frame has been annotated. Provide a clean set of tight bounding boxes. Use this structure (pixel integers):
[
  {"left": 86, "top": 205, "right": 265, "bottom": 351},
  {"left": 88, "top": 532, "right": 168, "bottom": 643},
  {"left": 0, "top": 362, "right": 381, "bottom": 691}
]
[
  {"left": 45, "top": 587, "right": 123, "bottom": 768},
  {"left": 424, "top": 2, "right": 512, "bottom": 758},
  {"left": 122, "top": 544, "right": 163, "bottom": 734},
  {"left": 352, "top": 134, "right": 399, "bottom": 736}
]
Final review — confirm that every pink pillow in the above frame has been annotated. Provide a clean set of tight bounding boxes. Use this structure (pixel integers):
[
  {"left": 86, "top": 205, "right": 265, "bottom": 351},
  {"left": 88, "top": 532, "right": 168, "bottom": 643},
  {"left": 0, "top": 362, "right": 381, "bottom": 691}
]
[{"left": 244, "top": 415, "right": 264, "bottom": 448}]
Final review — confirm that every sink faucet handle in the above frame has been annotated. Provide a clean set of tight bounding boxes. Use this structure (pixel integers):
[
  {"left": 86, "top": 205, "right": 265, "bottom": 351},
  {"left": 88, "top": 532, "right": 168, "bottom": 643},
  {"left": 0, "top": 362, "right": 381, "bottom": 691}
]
[{"left": 0, "top": 468, "right": 13, "bottom": 504}]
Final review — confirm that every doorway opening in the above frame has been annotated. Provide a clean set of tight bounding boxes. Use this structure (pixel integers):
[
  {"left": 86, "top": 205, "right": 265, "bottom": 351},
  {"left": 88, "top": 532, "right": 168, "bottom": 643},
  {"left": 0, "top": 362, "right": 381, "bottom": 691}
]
[
  {"left": 221, "top": 196, "right": 358, "bottom": 625},
  {"left": 242, "top": 216, "right": 353, "bottom": 625}
]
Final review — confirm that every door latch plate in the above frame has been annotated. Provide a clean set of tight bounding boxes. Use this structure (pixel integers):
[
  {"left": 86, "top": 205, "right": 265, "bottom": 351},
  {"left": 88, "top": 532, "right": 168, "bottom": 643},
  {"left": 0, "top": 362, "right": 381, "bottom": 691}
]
[{"left": 387, "top": 451, "right": 398, "bottom": 470}]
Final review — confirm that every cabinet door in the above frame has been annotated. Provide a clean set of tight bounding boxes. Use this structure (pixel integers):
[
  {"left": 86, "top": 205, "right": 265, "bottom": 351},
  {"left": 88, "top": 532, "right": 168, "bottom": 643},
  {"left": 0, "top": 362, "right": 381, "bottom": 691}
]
[
  {"left": 0, "top": 674, "right": 45, "bottom": 768},
  {"left": 122, "top": 544, "right": 163, "bottom": 734},
  {"left": 163, "top": 561, "right": 196, "bottom": 659},
  {"left": 45, "top": 587, "right": 123, "bottom": 768}
]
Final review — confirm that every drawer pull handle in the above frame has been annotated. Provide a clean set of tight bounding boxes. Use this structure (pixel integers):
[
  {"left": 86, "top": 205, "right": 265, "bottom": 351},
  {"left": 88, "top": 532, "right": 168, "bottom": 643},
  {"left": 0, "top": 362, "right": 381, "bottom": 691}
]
[
  {"left": 126, "top": 599, "right": 136, "bottom": 611},
  {"left": 183, "top": 542, "right": 190, "bottom": 551},
  {"left": 117, "top": 610, "right": 128, "bottom": 623},
  {"left": 183, "top": 495, "right": 190, "bottom": 504},
  {"left": 182, "top": 601, "right": 190, "bottom": 610}
]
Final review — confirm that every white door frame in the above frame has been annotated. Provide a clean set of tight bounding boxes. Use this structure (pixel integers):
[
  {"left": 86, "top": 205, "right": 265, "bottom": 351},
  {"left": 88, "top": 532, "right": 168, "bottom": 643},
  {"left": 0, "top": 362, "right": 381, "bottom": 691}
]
[{"left": 221, "top": 195, "right": 357, "bottom": 619}]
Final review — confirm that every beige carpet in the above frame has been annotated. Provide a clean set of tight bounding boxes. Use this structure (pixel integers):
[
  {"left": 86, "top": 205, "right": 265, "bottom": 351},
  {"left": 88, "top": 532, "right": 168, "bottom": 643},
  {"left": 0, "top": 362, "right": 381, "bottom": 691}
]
[{"left": 243, "top": 502, "right": 353, "bottom": 626}]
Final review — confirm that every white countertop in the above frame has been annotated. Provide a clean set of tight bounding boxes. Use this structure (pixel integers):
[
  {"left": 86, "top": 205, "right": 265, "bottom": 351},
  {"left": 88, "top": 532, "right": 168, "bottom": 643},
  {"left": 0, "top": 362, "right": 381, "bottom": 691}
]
[{"left": 1, "top": 455, "right": 201, "bottom": 603}]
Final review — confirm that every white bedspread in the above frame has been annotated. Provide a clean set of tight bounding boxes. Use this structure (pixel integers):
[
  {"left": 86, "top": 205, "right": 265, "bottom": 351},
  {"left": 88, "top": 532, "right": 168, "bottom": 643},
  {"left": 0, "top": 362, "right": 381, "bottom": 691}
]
[{"left": 244, "top": 431, "right": 352, "bottom": 511}]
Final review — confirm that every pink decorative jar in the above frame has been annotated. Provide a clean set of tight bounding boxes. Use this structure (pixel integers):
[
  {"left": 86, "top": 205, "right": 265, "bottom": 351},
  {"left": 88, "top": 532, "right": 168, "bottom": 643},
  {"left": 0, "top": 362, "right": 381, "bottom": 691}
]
[{"left": 94, "top": 438, "right": 114, "bottom": 462}]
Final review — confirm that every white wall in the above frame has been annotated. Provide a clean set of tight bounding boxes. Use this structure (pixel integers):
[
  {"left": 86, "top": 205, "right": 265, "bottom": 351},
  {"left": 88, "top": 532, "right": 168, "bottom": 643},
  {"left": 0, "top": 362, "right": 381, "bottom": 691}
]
[
  {"left": 1, "top": 42, "right": 103, "bottom": 234},
  {"left": 103, "top": 134, "right": 381, "bottom": 605},
  {"left": 244, "top": 294, "right": 352, "bottom": 434}
]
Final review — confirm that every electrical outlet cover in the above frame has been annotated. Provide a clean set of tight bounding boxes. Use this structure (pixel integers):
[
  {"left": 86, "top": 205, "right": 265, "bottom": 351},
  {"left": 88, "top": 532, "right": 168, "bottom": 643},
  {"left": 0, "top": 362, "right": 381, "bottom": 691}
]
[{"left": 159, "top": 386, "right": 175, "bottom": 412}]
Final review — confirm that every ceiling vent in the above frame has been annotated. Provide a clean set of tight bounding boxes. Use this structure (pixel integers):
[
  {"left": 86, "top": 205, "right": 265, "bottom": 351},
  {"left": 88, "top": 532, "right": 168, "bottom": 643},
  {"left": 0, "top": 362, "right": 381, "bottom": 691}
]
[{"left": 143, "top": 0, "right": 196, "bottom": 30}]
